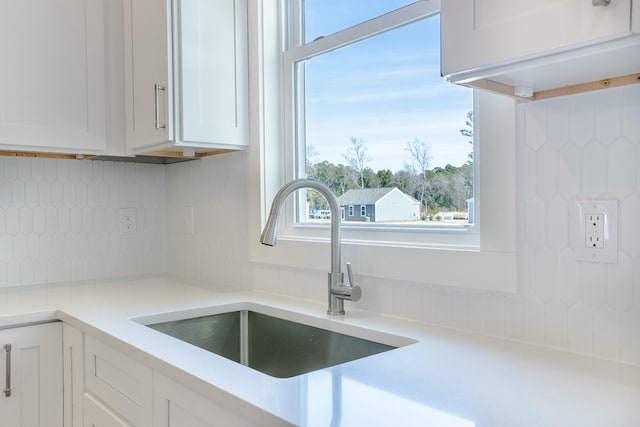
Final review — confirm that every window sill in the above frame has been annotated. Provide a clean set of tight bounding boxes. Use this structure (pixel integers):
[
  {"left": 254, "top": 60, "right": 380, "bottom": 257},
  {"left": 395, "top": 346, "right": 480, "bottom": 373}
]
[{"left": 248, "top": 236, "right": 516, "bottom": 293}]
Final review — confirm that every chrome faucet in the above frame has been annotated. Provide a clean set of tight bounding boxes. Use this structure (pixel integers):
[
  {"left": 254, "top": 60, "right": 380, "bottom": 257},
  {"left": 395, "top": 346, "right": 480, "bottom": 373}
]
[{"left": 260, "top": 178, "right": 362, "bottom": 315}]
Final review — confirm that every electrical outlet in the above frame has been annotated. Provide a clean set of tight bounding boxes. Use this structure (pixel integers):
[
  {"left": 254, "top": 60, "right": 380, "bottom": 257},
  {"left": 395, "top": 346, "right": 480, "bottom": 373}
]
[
  {"left": 119, "top": 208, "right": 137, "bottom": 235},
  {"left": 575, "top": 200, "right": 617, "bottom": 263},
  {"left": 585, "top": 213, "right": 604, "bottom": 248}
]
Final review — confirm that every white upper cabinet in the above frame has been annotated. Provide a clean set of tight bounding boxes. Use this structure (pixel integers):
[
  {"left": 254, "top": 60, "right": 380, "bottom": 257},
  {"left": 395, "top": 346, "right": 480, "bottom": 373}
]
[
  {"left": 124, "top": 0, "right": 248, "bottom": 156},
  {"left": 123, "top": 0, "right": 172, "bottom": 150},
  {"left": 0, "top": 0, "right": 107, "bottom": 154},
  {"left": 178, "top": 0, "right": 248, "bottom": 148},
  {"left": 634, "top": 0, "right": 640, "bottom": 32},
  {"left": 441, "top": 0, "right": 640, "bottom": 97}
]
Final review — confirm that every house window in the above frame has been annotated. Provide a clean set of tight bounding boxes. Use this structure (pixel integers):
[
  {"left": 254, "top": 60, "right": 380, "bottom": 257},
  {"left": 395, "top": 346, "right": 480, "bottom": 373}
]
[
  {"left": 360, "top": 205, "right": 366, "bottom": 217},
  {"left": 284, "top": 1, "right": 473, "bottom": 228},
  {"left": 348, "top": 205, "right": 354, "bottom": 217},
  {"left": 248, "top": 0, "right": 517, "bottom": 292}
]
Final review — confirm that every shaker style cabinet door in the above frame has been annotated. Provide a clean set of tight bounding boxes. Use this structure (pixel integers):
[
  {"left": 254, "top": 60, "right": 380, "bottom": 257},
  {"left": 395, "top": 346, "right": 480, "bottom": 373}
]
[
  {"left": 123, "top": 0, "right": 248, "bottom": 155},
  {"left": 441, "top": 0, "right": 632, "bottom": 79},
  {"left": 0, "top": 0, "right": 107, "bottom": 154},
  {"left": 0, "top": 322, "right": 63, "bottom": 427},
  {"left": 123, "top": 0, "right": 172, "bottom": 151},
  {"left": 177, "top": 0, "right": 248, "bottom": 148},
  {"left": 153, "top": 373, "right": 258, "bottom": 427}
]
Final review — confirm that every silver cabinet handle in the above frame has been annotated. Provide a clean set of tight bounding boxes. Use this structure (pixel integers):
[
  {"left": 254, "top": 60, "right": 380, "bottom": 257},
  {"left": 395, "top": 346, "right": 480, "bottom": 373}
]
[
  {"left": 4, "top": 344, "right": 10, "bottom": 397},
  {"left": 592, "top": 0, "right": 611, "bottom": 6},
  {"left": 154, "top": 83, "right": 167, "bottom": 130}
]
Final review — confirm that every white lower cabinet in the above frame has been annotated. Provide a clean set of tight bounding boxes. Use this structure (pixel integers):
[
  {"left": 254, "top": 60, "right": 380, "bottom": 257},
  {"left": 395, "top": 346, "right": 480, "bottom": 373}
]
[
  {"left": 84, "top": 335, "right": 152, "bottom": 426},
  {"left": 62, "top": 327, "right": 288, "bottom": 427},
  {"left": 153, "top": 373, "right": 256, "bottom": 427},
  {"left": 63, "top": 324, "right": 84, "bottom": 427},
  {"left": 0, "top": 322, "right": 63, "bottom": 426},
  {"left": 83, "top": 393, "right": 132, "bottom": 427}
]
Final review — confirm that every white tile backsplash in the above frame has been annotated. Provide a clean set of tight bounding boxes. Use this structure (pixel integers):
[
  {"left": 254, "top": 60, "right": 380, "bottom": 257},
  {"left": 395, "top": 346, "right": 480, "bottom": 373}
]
[
  {"left": 160, "top": 84, "right": 640, "bottom": 365},
  {"left": 2, "top": 84, "right": 638, "bottom": 366},
  {"left": 0, "top": 158, "right": 167, "bottom": 286}
]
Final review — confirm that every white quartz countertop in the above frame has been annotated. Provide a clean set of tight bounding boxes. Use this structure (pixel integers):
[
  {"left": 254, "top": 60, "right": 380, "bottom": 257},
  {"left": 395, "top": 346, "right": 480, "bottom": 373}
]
[{"left": 1, "top": 275, "right": 638, "bottom": 426}]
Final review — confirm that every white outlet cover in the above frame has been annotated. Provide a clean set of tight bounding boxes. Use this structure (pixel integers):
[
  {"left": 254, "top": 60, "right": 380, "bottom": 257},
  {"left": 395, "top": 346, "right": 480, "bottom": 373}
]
[
  {"left": 119, "top": 207, "right": 137, "bottom": 235},
  {"left": 574, "top": 200, "right": 618, "bottom": 263}
]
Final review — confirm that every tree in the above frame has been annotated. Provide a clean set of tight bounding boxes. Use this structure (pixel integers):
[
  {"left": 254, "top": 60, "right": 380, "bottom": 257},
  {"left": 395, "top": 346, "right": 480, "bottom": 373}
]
[
  {"left": 460, "top": 111, "right": 473, "bottom": 163},
  {"left": 342, "top": 137, "right": 371, "bottom": 189},
  {"left": 405, "top": 138, "right": 431, "bottom": 215},
  {"left": 376, "top": 169, "right": 393, "bottom": 187}
]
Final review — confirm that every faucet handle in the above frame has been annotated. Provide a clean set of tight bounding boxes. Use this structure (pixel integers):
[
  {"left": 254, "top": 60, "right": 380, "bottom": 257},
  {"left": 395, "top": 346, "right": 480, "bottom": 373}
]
[
  {"left": 345, "top": 262, "right": 361, "bottom": 301},
  {"left": 346, "top": 262, "right": 355, "bottom": 287}
]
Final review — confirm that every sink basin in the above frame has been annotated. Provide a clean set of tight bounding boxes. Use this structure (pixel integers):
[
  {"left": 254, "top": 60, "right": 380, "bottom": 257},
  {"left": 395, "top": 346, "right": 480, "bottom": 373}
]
[{"left": 135, "top": 305, "right": 414, "bottom": 378}]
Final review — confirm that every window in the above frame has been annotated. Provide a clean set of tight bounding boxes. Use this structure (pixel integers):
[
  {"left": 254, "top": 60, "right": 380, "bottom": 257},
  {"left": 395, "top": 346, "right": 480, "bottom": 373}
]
[
  {"left": 284, "top": 1, "right": 473, "bottom": 229},
  {"left": 247, "top": 0, "right": 517, "bottom": 293},
  {"left": 360, "top": 205, "right": 367, "bottom": 217},
  {"left": 348, "top": 205, "right": 354, "bottom": 217}
]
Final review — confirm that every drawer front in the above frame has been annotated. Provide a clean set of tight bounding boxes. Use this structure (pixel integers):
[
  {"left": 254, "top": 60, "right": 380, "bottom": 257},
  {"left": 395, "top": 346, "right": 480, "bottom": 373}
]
[
  {"left": 85, "top": 336, "right": 152, "bottom": 426},
  {"left": 84, "top": 393, "right": 132, "bottom": 427}
]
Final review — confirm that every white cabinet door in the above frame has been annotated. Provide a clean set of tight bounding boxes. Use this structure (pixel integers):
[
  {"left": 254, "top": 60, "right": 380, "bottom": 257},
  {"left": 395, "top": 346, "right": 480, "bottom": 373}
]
[
  {"left": 177, "top": 0, "right": 248, "bottom": 148},
  {"left": 441, "top": 0, "right": 632, "bottom": 79},
  {"left": 84, "top": 336, "right": 152, "bottom": 427},
  {"left": 123, "top": 0, "right": 172, "bottom": 151},
  {"left": 0, "top": 322, "right": 63, "bottom": 427},
  {"left": 83, "top": 394, "right": 131, "bottom": 427},
  {"left": 124, "top": 0, "right": 248, "bottom": 155},
  {"left": 153, "top": 373, "right": 286, "bottom": 427},
  {"left": 633, "top": 0, "right": 640, "bottom": 32},
  {"left": 0, "top": 0, "right": 106, "bottom": 154}
]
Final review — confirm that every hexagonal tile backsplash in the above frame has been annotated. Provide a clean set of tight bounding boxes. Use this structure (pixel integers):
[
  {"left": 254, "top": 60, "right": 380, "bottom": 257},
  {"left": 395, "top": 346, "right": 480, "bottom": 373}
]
[
  {"left": 1, "top": 83, "right": 639, "bottom": 367},
  {"left": 161, "top": 84, "right": 640, "bottom": 366},
  {"left": 0, "top": 158, "right": 166, "bottom": 286}
]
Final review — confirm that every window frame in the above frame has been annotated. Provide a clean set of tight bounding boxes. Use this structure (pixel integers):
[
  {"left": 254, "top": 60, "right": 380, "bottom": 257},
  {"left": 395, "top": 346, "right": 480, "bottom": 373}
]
[{"left": 246, "top": 0, "right": 517, "bottom": 293}]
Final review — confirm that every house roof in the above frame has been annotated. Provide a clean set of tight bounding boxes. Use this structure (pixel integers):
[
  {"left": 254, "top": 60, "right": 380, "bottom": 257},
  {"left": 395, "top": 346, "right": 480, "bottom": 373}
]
[{"left": 338, "top": 187, "right": 400, "bottom": 205}]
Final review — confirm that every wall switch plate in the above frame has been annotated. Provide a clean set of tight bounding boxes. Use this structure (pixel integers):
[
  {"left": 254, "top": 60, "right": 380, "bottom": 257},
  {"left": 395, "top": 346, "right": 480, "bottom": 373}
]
[
  {"left": 119, "top": 208, "right": 137, "bottom": 235},
  {"left": 575, "top": 200, "right": 618, "bottom": 263}
]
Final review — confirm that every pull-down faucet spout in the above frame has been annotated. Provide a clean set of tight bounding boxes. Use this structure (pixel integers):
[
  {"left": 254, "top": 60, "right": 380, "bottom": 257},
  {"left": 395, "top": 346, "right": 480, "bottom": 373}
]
[{"left": 260, "top": 178, "right": 361, "bottom": 315}]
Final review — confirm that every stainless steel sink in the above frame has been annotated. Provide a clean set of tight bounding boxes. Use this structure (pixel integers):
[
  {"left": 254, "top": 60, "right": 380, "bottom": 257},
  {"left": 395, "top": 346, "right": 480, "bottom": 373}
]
[{"left": 143, "top": 309, "right": 405, "bottom": 378}]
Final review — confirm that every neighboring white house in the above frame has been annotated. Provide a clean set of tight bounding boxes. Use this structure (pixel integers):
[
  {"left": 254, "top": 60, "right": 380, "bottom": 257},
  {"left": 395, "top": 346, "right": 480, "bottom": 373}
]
[{"left": 337, "top": 188, "right": 420, "bottom": 222}]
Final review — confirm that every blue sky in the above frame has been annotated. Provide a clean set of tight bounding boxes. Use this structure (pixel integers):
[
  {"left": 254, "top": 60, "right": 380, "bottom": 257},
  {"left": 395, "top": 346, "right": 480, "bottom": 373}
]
[{"left": 302, "top": 1, "right": 473, "bottom": 172}]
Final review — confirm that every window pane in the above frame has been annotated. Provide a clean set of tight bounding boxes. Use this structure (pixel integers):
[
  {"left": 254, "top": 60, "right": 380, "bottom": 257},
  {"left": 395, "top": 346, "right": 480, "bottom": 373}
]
[
  {"left": 304, "top": 0, "right": 418, "bottom": 44},
  {"left": 299, "top": 16, "right": 474, "bottom": 226}
]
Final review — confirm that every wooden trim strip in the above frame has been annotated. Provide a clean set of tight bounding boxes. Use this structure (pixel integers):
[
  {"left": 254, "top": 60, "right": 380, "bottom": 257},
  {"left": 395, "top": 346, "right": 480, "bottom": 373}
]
[
  {"left": 0, "top": 151, "right": 83, "bottom": 160},
  {"left": 533, "top": 73, "right": 640, "bottom": 100}
]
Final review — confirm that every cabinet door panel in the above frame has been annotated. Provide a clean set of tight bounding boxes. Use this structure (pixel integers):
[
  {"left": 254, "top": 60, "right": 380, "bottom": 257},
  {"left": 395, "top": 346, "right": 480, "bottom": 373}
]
[
  {"left": 0, "top": 0, "right": 106, "bottom": 153},
  {"left": 84, "top": 336, "right": 152, "bottom": 427},
  {"left": 123, "top": 0, "right": 172, "bottom": 150},
  {"left": 442, "top": 0, "right": 632, "bottom": 77},
  {"left": 153, "top": 373, "right": 263, "bottom": 427},
  {"left": 633, "top": 0, "right": 640, "bottom": 32},
  {"left": 83, "top": 394, "right": 131, "bottom": 427},
  {"left": 0, "top": 322, "right": 63, "bottom": 427},
  {"left": 179, "top": 0, "right": 248, "bottom": 146}
]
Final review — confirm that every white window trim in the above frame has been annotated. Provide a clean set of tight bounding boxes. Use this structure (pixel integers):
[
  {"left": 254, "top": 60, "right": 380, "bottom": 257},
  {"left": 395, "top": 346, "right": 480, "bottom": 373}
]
[
  {"left": 247, "top": 0, "right": 517, "bottom": 293},
  {"left": 349, "top": 205, "right": 354, "bottom": 217}
]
